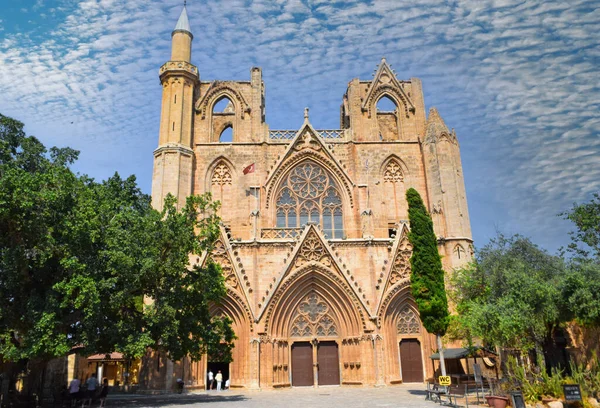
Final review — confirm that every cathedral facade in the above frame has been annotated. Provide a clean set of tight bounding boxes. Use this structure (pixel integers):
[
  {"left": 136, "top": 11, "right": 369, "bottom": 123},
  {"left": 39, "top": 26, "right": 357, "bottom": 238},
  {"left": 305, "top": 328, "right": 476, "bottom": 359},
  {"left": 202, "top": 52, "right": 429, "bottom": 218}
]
[{"left": 142, "top": 6, "right": 473, "bottom": 390}]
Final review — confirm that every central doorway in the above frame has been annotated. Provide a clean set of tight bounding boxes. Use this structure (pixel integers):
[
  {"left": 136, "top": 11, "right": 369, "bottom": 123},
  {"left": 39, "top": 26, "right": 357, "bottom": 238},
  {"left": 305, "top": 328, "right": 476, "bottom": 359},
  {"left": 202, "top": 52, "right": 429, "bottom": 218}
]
[
  {"left": 317, "top": 341, "right": 340, "bottom": 385},
  {"left": 291, "top": 341, "right": 340, "bottom": 386},
  {"left": 399, "top": 339, "right": 424, "bottom": 383},
  {"left": 291, "top": 342, "right": 313, "bottom": 386}
]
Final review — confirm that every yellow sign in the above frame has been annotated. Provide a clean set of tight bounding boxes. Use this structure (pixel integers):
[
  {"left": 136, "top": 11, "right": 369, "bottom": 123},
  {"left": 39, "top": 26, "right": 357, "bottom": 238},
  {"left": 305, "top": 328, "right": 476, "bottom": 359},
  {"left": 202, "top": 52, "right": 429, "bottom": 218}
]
[{"left": 438, "top": 376, "right": 451, "bottom": 386}]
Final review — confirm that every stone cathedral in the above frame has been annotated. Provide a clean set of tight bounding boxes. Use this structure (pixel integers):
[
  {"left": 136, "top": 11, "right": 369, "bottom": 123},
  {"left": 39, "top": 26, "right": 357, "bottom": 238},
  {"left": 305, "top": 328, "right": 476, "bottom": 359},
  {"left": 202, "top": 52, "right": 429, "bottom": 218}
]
[{"left": 141, "top": 5, "right": 473, "bottom": 390}]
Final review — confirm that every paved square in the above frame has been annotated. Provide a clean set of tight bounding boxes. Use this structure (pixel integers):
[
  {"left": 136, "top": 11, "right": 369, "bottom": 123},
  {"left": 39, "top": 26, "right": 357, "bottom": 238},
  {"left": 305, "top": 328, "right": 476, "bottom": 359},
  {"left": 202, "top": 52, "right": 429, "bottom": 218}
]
[{"left": 105, "top": 384, "right": 452, "bottom": 408}]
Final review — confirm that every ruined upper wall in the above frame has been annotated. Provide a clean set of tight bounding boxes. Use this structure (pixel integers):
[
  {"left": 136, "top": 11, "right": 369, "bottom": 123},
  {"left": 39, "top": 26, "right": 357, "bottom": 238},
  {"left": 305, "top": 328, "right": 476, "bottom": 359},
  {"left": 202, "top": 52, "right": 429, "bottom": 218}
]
[
  {"left": 193, "top": 67, "right": 267, "bottom": 144},
  {"left": 341, "top": 59, "right": 426, "bottom": 142}
]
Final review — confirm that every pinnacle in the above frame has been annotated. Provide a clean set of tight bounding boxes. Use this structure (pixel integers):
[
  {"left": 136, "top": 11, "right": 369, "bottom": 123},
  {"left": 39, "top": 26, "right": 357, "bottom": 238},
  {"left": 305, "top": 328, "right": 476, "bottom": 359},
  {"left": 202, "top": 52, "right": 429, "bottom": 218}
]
[{"left": 425, "top": 107, "right": 451, "bottom": 143}]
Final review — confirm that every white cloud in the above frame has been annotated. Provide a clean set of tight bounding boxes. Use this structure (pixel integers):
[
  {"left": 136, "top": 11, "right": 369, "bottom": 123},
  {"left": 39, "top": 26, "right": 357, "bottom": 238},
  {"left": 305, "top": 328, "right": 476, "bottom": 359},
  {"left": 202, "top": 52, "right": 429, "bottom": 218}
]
[{"left": 0, "top": 0, "right": 598, "bottom": 252}]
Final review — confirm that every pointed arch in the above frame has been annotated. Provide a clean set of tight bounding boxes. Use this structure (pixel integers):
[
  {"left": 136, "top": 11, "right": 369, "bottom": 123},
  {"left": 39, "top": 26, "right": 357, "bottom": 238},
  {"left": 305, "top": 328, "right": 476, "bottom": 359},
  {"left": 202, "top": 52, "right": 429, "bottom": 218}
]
[
  {"left": 265, "top": 151, "right": 354, "bottom": 210},
  {"left": 196, "top": 84, "right": 250, "bottom": 120},
  {"left": 367, "top": 86, "right": 413, "bottom": 118},
  {"left": 273, "top": 160, "right": 344, "bottom": 238},
  {"left": 207, "top": 157, "right": 235, "bottom": 221},
  {"left": 265, "top": 264, "right": 366, "bottom": 338},
  {"left": 380, "top": 155, "right": 409, "bottom": 222}
]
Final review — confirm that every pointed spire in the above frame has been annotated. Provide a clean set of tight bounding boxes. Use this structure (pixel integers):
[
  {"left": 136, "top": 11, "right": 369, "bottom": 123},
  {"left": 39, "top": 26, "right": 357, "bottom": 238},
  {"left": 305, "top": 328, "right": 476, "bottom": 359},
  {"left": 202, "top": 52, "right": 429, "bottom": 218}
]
[{"left": 173, "top": 3, "right": 192, "bottom": 37}]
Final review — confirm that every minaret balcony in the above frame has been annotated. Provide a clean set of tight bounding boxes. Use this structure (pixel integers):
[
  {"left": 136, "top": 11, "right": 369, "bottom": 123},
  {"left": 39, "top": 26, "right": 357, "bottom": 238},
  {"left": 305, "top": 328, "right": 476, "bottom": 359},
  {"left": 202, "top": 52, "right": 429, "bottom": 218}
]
[{"left": 159, "top": 61, "right": 198, "bottom": 77}]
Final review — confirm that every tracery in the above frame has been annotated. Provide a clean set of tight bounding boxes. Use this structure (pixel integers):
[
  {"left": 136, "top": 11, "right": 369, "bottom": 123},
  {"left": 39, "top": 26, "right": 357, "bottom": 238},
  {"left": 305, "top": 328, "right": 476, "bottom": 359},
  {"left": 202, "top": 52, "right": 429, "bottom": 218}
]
[
  {"left": 397, "top": 307, "right": 420, "bottom": 334},
  {"left": 290, "top": 292, "right": 338, "bottom": 337},
  {"left": 275, "top": 162, "right": 343, "bottom": 238}
]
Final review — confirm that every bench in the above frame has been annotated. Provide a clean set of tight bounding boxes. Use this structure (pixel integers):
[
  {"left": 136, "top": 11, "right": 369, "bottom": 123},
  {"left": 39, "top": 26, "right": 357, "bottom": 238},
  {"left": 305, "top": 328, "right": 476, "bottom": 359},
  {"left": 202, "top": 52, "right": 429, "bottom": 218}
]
[
  {"left": 426, "top": 382, "right": 447, "bottom": 403},
  {"left": 445, "top": 384, "right": 469, "bottom": 408}
]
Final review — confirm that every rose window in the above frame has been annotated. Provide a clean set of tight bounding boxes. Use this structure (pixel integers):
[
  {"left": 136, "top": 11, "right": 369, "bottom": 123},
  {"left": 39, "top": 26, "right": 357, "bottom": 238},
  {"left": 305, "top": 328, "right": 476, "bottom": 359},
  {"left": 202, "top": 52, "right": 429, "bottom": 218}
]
[{"left": 276, "top": 162, "right": 343, "bottom": 238}]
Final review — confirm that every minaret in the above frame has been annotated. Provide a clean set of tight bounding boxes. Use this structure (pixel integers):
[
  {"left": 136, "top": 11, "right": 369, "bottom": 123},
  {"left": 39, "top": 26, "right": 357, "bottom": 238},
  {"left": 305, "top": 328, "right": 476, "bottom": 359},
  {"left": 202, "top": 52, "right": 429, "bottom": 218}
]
[
  {"left": 422, "top": 108, "right": 473, "bottom": 268},
  {"left": 151, "top": 4, "right": 199, "bottom": 210}
]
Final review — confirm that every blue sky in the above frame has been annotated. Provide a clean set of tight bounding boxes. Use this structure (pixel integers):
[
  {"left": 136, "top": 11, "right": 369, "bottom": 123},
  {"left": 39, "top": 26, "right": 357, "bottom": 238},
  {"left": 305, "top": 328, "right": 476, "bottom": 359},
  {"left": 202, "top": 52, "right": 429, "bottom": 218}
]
[{"left": 0, "top": 0, "right": 598, "bottom": 253}]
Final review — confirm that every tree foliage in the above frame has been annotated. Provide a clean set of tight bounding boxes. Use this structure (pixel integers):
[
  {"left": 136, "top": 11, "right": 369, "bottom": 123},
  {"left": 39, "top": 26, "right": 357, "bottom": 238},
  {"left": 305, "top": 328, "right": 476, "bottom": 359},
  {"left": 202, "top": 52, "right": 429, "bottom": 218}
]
[
  {"left": 450, "top": 234, "right": 564, "bottom": 352},
  {"left": 562, "top": 193, "right": 600, "bottom": 259},
  {"left": 406, "top": 188, "right": 450, "bottom": 336},
  {"left": 0, "top": 113, "right": 233, "bottom": 363}
]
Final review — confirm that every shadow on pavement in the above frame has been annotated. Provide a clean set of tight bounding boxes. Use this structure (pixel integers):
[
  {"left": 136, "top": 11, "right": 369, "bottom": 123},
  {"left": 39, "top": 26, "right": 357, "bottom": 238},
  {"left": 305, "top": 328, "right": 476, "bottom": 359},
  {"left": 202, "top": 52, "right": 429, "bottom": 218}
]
[
  {"left": 407, "top": 389, "right": 428, "bottom": 396},
  {"left": 107, "top": 393, "right": 249, "bottom": 406}
]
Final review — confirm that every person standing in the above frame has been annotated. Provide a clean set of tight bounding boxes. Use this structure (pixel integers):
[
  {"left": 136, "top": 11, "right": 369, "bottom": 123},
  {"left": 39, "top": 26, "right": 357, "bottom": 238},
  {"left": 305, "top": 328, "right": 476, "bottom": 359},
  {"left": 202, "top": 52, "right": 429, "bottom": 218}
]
[
  {"left": 68, "top": 378, "right": 81, "bottom": 407},
  {"left": 98, "top": 378, "right": 109, "bottom": 407},
  {"left": 207, "top": 370, "right": 214, "bottom": 390},
  {"left": 215, "top": 371, "right": 223, "bottom": 391},
  {"left": 82, "top": 373, "right": 98, "bottom": 407}
]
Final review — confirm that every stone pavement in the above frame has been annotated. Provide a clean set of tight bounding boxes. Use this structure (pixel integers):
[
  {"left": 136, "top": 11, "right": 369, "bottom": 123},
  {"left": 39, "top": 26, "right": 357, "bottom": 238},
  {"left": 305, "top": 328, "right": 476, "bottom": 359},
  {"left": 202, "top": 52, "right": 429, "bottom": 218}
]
[{"left": 102, "top": 384, "right": 463, "bottom": 408}]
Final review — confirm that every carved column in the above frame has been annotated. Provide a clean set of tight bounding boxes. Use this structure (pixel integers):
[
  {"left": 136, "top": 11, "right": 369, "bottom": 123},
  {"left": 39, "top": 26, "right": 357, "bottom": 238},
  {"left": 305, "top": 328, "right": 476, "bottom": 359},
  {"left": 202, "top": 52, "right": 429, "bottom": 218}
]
[{"left": 249, "top": 338, "right": 260, "bottom": 389}]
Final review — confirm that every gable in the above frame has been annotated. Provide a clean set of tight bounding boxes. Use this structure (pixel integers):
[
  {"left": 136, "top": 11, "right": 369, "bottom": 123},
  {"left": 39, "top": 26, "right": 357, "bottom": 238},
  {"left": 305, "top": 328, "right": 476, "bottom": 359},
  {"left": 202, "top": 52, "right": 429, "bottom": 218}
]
[
  {"left": 264, "top": 121, "right": 355, "bottom": 209},
  {"left": 361, "top": 58, "right": 415, "bottom": 118}
]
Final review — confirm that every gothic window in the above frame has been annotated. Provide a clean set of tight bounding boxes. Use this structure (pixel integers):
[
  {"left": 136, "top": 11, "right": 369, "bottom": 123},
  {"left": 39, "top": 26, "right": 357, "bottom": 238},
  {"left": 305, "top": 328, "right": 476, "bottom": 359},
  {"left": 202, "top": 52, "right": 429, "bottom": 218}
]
[
  {"left": 384, "top": 160, "right": 403, "bottom": 183},
  {"left": 275, "top": 162, "right": 344, "bottom": 238},
  {"left": 290, "top": 292, "right": 338, "bottom": 337},
  {"left": 377, "top": 95, "right": 397, "bottom": 112},
  {"left": 212, "top": 163, "right": 232, "bottom": 186},
  {"left": 213, "top": 97, "right": 234, "bottom": 113},
  {"left": 382, "top": 158, "right": 406, "bottom": 221},
  {"left": 219, "top": 125, "right": 233, "bottom": 143},
  {"left": 212, "top": 96, "right": 235, "bottom": 143},
  {"left": 397, "top": 307, "right": 420, "bottom": 334},
  {"left": 211, "top": 161, "right": 233, "bottom": 219},
  {"left": 454, "top": 244, "right": 466, "bottom": 260}
]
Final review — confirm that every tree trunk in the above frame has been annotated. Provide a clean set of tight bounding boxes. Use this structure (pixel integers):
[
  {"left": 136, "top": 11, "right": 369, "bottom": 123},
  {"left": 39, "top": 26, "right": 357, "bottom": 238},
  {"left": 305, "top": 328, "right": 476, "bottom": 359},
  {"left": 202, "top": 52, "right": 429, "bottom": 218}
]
[{"left": 437, "top": 334, "right": 447, "bottom": 377}]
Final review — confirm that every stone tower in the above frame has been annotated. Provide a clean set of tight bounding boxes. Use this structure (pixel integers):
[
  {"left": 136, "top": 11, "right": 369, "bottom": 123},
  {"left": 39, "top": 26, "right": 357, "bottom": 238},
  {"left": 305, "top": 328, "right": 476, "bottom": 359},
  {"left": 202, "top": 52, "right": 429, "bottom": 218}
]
[
  {"left": 143, "top": 5, "right": 474, "bottom": 391},
  {"left": 151, "top": 5, "right": 198, "bottom": 210}
]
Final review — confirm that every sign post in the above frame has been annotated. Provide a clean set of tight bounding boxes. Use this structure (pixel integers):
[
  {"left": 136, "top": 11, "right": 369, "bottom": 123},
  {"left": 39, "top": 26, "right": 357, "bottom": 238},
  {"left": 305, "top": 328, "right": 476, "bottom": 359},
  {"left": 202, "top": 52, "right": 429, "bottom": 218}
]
[
  {"left": 563, "top": 384, "right": 583, "bottom": 404},
  {"left": 438, "top": 376, "right": 451, "bottom": 386}
]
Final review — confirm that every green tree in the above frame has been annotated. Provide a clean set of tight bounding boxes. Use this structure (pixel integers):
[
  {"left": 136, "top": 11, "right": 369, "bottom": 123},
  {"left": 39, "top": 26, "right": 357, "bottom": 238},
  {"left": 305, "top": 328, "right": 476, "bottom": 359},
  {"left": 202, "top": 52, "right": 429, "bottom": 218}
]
[
  {"left": 406, "top": 188, "right": 450, "bottom": 376},
  {"left": 451, "top": 234, "right": 564, "bottom": 359},
  {"left": 561, "top": 195, "right": 600, "bottom": 327},
  {"left": 562, "top": 193, "right": 600, "bottom": 259},
  {"left": 0, "top": 114, "right": 233, "bottom": 384}
]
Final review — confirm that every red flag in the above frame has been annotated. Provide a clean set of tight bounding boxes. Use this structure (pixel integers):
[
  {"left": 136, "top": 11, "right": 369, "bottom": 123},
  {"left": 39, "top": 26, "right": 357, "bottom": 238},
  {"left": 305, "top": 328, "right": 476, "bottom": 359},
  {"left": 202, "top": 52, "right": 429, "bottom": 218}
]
[{"left": 243, "top": 163, "right": 255, "bottom": 175}]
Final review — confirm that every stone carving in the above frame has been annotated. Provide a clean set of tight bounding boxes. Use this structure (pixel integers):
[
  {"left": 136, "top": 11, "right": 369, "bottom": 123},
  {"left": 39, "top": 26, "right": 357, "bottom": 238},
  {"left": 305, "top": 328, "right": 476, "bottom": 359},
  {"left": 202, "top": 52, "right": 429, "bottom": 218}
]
[
  {"left": 397, "top": 307, "right": 420, "bottom": 334},
  {"left": 295, "top": 230, "right": 331, "bottom": 268},
  {"left": 211, "top": 240, "right": 238, "bottom": 289},
  {"left": 453, "top": 244, "right": 466, "bottom": 260},
  {"left": 388, "top": 236, "right": 412, "bottom": 286},
  {"left": 384, "top": 160, "right": 403, "bottom": 183},
  {"left": 211, "top": 163, "right": 232, "bottom": 185},
  {"left": 290, "top": 292, "right": 338, "bottom": 337},
  {"left": 293, "top": 130, "right": 321, "bottom": 151}
]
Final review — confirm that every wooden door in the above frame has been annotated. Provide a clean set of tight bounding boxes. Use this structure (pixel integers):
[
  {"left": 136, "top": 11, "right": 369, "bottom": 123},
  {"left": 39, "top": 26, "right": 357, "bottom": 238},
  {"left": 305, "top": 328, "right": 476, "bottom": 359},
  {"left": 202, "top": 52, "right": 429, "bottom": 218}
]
[
  {"left": 291, "top": 342, "right": 314, "bottom": 386},
  {"left": 317, "top": 341, "right": 340, "bottom": 386},
  {"left": 400, "top": 339, "right": 424, "bottom": 383}
]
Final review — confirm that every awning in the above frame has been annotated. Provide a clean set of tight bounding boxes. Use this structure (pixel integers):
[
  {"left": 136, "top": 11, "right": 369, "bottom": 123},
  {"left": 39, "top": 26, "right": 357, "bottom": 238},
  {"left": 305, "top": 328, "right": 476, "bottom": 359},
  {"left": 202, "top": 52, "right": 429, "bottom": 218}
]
[
  {"left": 429, "top": 347, "right": 496, "bottom": 360},
  {"left": 87, "top": 352, "right": 126, "bottom": 362}
]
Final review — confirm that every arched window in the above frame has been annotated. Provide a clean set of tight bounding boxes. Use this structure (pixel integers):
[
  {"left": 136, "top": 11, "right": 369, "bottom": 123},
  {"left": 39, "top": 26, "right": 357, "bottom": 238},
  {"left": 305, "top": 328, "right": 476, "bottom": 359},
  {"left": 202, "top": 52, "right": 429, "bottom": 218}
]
[
  {"left": 275, "top": 161, "right": 343, "bottom": 238},
  {"left": 383, "top": 158, "right": 406, "bottom": 221},
  {"left": 211, "top": 161, "right": 233, "bottom": 219},
  {"left": 213, "top": 97, "right": 234, "bottom": 113},
  {"left": 377, "top": 95, "right": 397, "bottom": 112},
  {"left": 219, "top": 125, "right": 233, "bottom": 143},
  {"left": 212, "top": 96, "right": 235, "bottom": 143}
]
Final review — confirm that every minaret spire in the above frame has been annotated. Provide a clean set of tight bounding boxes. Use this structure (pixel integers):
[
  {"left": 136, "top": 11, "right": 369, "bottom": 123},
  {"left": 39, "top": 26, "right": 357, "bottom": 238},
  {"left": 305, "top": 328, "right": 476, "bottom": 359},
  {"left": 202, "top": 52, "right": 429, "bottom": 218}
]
[{"left": 173, "top": 3, "right": 192, "bottom": 38}]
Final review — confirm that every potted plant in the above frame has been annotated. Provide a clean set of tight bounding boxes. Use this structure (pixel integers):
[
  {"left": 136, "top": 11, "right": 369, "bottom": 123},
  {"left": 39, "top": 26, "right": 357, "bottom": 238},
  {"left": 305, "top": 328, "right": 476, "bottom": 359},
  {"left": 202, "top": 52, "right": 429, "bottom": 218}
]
[{"left": 485, "top": 379, "right": 510, "bottom": 408}]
